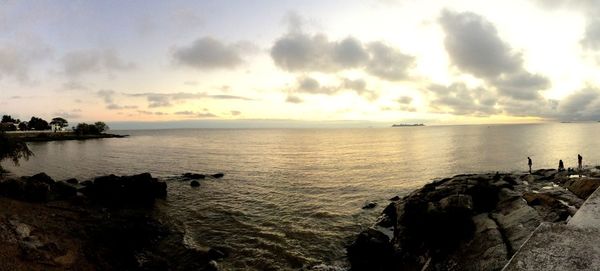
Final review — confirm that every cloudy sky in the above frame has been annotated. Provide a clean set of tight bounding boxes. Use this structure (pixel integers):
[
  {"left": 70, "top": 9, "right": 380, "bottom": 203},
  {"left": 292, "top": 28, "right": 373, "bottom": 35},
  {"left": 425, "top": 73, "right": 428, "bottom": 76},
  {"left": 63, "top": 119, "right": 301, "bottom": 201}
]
[{"left": 2, "top": 0, "right": 600, "bottom": 128}]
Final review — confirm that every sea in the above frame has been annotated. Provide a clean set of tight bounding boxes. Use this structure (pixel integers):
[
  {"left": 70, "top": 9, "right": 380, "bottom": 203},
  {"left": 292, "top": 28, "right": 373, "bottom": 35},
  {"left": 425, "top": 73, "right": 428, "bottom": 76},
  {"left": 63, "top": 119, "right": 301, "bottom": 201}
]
[{"left": 6, "top": 123, "right": 600, "bottom": 270}]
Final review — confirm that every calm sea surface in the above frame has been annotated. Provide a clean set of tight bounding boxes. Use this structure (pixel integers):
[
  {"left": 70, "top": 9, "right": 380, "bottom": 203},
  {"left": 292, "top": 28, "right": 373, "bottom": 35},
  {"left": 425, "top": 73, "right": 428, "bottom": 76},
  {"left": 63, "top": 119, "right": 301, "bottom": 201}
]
[{"left": 6, "top": 123, "right": 600, "bottom": 270}]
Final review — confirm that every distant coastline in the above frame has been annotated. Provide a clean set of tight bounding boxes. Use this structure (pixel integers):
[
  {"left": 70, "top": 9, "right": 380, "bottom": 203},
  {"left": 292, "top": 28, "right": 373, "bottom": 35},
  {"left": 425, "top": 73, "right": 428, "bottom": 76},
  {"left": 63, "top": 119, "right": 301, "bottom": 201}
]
[
  {"left": 4, "top": 131, "right": 128, "bottom": 142},
  {"left": 391, "top": 123, "right": 425, "bottom": 127}
]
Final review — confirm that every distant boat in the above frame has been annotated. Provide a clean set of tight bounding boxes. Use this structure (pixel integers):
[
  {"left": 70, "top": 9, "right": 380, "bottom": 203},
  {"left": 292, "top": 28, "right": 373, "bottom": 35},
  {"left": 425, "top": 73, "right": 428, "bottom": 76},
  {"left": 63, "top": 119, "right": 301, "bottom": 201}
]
[{"left": 392, "top": 123, "right": 425, "bottom": 127}]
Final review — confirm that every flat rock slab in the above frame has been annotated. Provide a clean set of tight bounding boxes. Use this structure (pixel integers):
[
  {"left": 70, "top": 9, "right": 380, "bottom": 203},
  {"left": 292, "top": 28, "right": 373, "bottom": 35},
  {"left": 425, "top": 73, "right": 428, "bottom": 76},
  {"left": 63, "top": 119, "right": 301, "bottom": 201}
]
[
  {"left": 503, "top": 223, "right": 600, "bottom": 271},
  {"left": 568, "top": 183, "right": 600, "bottom": 229}
]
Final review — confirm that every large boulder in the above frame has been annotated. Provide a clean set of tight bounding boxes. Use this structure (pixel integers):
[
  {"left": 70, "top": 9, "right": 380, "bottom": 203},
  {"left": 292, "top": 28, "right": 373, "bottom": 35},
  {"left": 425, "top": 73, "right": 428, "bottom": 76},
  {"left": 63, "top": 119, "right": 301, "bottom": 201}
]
[
  {"left": 567, "top": 177, "right": 600, "bottom": 199},
  {"left": 23, "top": 178, "right": 51, "bottom": 202},
  {"left": 82, "top": 173, "right": 167, "bottom": 208},
  {"left": 52, "top": 181, "right": 78, "bottom": 200},
  {"left": 29, "top": 173, "right": 55, "bottom": 185},
  {"left": 347, "top": 228, "right": 394, "bottom": 271},
  {"left": 442, "top": 213, "right": 509, "bottom": 271}
]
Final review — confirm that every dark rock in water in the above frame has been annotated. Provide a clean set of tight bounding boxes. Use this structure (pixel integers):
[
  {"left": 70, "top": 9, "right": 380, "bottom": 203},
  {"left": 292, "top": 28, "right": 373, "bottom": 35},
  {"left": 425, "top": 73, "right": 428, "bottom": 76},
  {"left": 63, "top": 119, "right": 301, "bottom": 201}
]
[
  {"left": 362, "top": 202, "right": 377, "bottom": 209},
  {"left": 389, "top": 195, "right": 400, "bottom": 201},
  {"left": 82, "top": 173, "right": 167, "bottom": 208},
  {"left": 207, "top": 248, "right": 226, "bottom": 260},
  {"left": 347, "top": 228, "right": 394, "bottom": 271},
  {"left": 190, "top": 180, "right": 200, "bottom": 187},
  {"left": 65, "top": 178, "right": 79, "bottom": 185},
  {"left": 211, "top": 173, "right": 224, "bottom": 178},
  {"left": 566, "top": 177, "right": 600, "bottom": 199},
  {"left": 376, "top": 203, "right": 398, "bottom": 228},
  {"left": 52, "top": 181, "right": 77, "bottom": 200},
  {"left": 182, "top": 173, "right": 205, "bottom": 180},
  {"left": 29, "top": 173, "right": 55, "bottom": 185}
]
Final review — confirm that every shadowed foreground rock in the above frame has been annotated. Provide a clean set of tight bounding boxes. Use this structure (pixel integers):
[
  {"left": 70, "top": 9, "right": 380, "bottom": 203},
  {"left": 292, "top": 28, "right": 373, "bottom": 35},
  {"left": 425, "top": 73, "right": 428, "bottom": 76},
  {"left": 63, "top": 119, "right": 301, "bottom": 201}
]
[
  {"left": 0, "top": 172, "right": 217, "bottom": 271},
  {"left": 348, "top": 169, "right": 599, "bottom": 271}
]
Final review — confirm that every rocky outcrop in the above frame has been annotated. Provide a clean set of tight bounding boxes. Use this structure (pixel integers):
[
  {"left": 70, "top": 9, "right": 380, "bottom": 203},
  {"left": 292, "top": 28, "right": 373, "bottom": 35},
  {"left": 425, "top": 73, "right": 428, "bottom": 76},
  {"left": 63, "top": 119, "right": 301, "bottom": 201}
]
[
  {"left": 1, "top": 172, "right": 167, "bottom": 208},
  {"left": 348, "top": 169, "right": 594, "bottom": 271},
  {"left": 80, "top": 173, "right": 167, "bottom": 208},
  {"left": 0, "top": 172, "right": 217, "bottom": 271}
]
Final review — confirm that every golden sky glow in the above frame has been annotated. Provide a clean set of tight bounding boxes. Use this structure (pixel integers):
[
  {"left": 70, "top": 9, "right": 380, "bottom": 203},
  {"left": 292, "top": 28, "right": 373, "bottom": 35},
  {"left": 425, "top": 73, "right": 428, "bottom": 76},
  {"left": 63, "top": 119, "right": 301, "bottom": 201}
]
[{"left": 1, "top": 0, "right": 600, "bottom": 128}]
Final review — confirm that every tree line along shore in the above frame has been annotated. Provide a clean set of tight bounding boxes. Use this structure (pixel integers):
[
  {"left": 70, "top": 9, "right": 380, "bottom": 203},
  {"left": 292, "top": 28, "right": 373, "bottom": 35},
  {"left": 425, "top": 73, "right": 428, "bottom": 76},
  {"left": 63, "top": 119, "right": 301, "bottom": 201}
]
[{"left": 1, "top": 114, "right": 125, "bottom": 142}]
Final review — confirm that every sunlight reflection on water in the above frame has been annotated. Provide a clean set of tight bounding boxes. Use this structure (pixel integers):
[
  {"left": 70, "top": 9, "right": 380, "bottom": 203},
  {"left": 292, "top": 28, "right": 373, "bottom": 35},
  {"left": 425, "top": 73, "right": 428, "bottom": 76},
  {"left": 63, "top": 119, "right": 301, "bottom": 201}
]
[{"left": 7, "top": 123, "right": 600, "bottom": 270}]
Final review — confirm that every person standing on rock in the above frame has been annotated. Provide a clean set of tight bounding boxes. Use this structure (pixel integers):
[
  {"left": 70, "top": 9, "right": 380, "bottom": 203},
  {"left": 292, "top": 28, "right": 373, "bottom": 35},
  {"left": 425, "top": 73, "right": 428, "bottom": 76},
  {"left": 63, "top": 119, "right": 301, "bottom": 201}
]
[
  {"left": 578, "top": 154, "right": 583, "bottom": 170},
  {"left": 528, "top": 157, "right": 532, "bottom": 173},
  {"left": 558, "top": 160, "right": 565, "bottom": 171}
]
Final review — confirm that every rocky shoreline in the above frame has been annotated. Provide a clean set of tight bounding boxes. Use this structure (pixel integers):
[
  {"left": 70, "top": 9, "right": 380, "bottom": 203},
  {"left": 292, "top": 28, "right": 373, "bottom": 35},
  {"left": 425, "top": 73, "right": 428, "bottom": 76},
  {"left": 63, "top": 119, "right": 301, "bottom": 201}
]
[
  {"left": 4, "top": 132, "right": 128, "bottom": 142},
  {"left": 347, "top": 168, "right": 600, "bottom": 271},
  {"left": 0, "top": 172, "right": 223, "bottom": 271}
]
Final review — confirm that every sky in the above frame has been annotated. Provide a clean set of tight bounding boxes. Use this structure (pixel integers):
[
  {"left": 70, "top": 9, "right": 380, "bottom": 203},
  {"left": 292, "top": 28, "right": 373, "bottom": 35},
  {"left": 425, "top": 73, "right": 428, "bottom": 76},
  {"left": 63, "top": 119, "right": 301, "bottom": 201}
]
[{"left": 2, "top": 0, "right": 600, "bottom": 128}]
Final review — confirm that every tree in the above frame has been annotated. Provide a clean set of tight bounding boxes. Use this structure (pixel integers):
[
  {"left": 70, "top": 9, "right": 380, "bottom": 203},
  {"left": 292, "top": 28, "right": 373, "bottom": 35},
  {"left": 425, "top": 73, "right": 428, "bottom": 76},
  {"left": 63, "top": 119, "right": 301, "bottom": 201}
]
[
  {"left": 0, "top": 132, "right": 33, "bottom": 173},
  {"left": 0, "top": 123, "right": 17, "bottom": 131},
  {"left": 18, "top": 122, "right": 28, "bottom": 131},
  {"left": 28, "top": 117, "right": 50, "bottom": 131},
  {"left": 94, "top": 122, "right": 109, "bottom": 133},
  {"left": 1, "top": 115, "right": 17, "bottom": 123},
  {"left": 50, "top": 117, "right": 69, "bottom": 129}
]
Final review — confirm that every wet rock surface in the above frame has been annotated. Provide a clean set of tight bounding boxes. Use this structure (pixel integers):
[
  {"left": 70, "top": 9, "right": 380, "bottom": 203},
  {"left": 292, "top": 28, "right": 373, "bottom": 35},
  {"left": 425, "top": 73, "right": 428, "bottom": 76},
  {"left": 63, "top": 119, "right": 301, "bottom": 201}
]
[
  {"left": 348, "top": 169, "right": 598, "bottom": 271},
  {"left": 0, "top": 172, "right": 216, "bottom": 271}
]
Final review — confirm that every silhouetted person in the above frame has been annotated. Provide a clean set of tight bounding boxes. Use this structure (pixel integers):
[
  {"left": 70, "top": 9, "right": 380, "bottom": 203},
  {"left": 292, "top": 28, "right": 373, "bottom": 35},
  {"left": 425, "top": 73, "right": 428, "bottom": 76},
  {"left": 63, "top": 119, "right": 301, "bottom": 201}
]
[
  {"left": 528, "top": 157, "right": 532, "bottom": 173},
  {"left": 578, "top": 154, "right": 583, "bottom": 170},
  {"left": 558, "top": 160, "right": 565, "bottom": 172}
]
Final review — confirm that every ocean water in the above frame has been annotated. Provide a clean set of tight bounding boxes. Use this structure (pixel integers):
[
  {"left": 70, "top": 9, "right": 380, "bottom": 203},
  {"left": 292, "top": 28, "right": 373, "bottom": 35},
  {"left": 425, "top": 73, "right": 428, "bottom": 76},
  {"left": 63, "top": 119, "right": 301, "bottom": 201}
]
[{"left": 5, "top": 123, "right": 600, "bottom": 270}]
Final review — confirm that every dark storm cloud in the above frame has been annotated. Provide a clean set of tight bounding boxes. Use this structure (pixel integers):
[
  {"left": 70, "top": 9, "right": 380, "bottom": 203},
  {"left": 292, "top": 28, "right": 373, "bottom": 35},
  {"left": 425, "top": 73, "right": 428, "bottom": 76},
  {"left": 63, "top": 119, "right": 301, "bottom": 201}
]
[
  {"left": 556, "top": 87, "right": 600, "bottom": 120},
  {"left": 365, "top": 42, "right": 415, "bottom": 81},
  {"left": 438, "top": 10, "right": 551, "bottom": 101},
  {"left": 340, "top": 78, "right": 379, "bottom": 100},
  {"left": 172, "top": 37, "right": 256, "bottom": 70},
  {"left": 270, "top": 30, "right": 414, "bottom": 81},
  {"left": 128, "top": 92, "right": 252, "bottom": 108},
  {"left": 439, "top": 10, "right": 521, "bottom": 79},
  {"left": 492, "top": 72, "right": 550, "bottom": 101},
  {"left": 427, "top": 83, "right": 500, "bottom": 116},
  {"left": 62, "top": 49, "right": 135, "bottom": 77},
  {"left": 295, "top": 76, "right": 337, "bottom": 95},
  {"left": 289, "top": 76, "right": 378, "bottom": 100}
]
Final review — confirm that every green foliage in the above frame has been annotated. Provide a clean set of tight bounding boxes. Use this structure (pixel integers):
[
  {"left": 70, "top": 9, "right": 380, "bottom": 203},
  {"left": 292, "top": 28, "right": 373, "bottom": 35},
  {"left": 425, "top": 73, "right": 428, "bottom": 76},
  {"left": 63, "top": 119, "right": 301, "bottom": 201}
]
[
  {"left": 0, "top": 123, "right": 17, "bottom": 131},
  {"left": 18, "top": 122, "right": 28, "bottom": 131},
  {"left": 28, "top": 117, "right": 50, "bottom": 131},
  {"left": 94, "top": 121, "right": 109, "bottom": 133},
  {"left": 1, "top": 115, "right": 17, "bottom": 123},
  {"left": 50, "top": 117, "right": 69, "bottom": 128},
  {"left": 73, "top": 122, "right": 109, "bottom": 135},
  {"left": 0, "top": 132, "right": 33, "bottom": 172}
]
